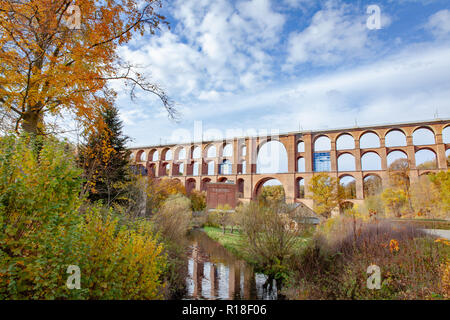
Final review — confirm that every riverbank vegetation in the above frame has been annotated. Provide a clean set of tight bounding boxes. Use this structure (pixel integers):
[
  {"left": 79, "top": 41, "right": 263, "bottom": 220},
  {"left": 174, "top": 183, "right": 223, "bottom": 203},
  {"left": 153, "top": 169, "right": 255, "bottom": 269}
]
[{"left": 200, "top": 169, "right": 449, "bottom": 300}]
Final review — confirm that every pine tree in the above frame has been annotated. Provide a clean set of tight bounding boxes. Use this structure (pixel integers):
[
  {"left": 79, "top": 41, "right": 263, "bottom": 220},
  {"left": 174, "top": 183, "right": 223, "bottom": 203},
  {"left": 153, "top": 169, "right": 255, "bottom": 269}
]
[{"left": 79, "top": 105, "right": 131, "bottom": 206}]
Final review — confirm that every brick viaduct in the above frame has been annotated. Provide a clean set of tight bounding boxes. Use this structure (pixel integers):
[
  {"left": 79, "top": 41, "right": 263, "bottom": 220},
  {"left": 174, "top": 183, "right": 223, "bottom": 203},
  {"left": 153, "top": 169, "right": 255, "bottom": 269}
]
[{"left": 130, "top": 119, "right": 450, "bottom": 210}]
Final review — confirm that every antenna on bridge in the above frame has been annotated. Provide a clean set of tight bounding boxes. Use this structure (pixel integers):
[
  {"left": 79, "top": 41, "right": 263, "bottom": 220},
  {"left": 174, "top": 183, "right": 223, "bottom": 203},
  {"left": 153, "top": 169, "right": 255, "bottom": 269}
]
[
  {"left": 355, "top": 118, "right": 358, "bottom": 127},
  {"left": 434, "top": 108, "right": 439, "bottom": 119}
]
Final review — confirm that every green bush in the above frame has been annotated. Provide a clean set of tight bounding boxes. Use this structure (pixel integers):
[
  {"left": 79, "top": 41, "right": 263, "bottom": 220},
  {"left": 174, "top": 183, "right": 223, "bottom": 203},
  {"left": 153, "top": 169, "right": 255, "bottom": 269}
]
[{"left": 0, "top": 135, "right": 168, "bottom": 299}]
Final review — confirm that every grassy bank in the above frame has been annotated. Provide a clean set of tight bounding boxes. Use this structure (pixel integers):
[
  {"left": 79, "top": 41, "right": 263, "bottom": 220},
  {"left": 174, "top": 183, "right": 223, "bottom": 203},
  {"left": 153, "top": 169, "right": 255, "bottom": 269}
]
[{"left": 203, "top": 226, "right": 247, "bottom": 259}]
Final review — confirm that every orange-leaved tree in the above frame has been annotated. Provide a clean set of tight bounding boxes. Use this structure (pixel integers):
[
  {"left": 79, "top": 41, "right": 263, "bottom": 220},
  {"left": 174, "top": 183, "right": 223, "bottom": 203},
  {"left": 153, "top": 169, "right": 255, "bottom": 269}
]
[{"left": 0, "top": 0, "right": 175, "bottom": 135}]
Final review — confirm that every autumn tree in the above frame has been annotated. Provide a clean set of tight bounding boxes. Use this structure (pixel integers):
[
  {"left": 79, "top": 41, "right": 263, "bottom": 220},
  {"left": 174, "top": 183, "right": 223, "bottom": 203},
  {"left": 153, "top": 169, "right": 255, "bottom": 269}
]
[
  {"left": 145, "top": 177, "right": 186, "bottom": 215},
  {"left": 381, "top": 158, "right": 414, "bottom": 216},
  {"left": 0, "top": 0, "right": 175, "bottom": 136},
  {"left": 308, "top": 173, "right": 340, "bottom": 219},
  {"left": 78, "top": 104, "right": 131, "bottom": 206},
  {"left": 258, "top": 185, "right": 285, "bottom": 205}
]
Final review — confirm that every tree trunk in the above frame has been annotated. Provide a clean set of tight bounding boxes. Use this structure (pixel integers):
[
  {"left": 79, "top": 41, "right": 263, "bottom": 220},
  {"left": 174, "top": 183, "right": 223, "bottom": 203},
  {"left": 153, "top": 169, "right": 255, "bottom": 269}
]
[{"left": 21, "top": 109, "right": 42, "bottom": 135}]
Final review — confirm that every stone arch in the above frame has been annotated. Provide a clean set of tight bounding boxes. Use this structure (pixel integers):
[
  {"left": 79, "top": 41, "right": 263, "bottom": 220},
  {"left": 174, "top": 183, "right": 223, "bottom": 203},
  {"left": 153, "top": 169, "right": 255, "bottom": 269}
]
[
  {"left": 148, "top": 163, "right": 156, "bottom": 177},
  {"left": 385, "top": 129, "right": 407, "bottom": 147},
  {"left": 296, "top": 177, "right": 305, "bottom": 199},
  {"left": 314, "top": 135, "right": 331, "bottom": 151},
  {"left": 413, "top": 127, "right": 435, "bottom": 145},
  {"left": 415, "top": 148, "right": 437, "bottom": 169},
  {"left": 222, "top": 143, "right": 233, "bottom": 157},
  {"left": 175, "top": 146, "right": 186, "bottom": 160},
  {"left": 186, "top": 178, "right": 196, "bottom": 194},
  {"left": 359, "top": 131, "right": 380, "bottom": 148},
  {"left": 443, "top": 125, "right": 450, "bottom": 144},
  {"left": 136, "top": 150, "right": 145, "bottom": 162},
  {"left": 297, "top": 157, "right": 305, "bottom": 173},
  {"left": 218, "top": 177, "right": 228, "bottom": 182},
  {"left": 337, "top": 153, "right": 356, "bottom": 171},
  {"left": 361, "top": 151, "right": 382, "bottom": 170},
  {"left": 160, "top": 162, "right": 170, "bottom": 176},
  {"left": 256, "top": 140, "right": 288, "bottom": 174},
  {"left": 240, "top": 144, "right": 247, "bottom": 157},
  {"left": 363, "top": 174, "right": 382, "bottom": 197},
  {"left": 387, "top": 150, "right": 408, "bottom": 167},
  {"left": 253, "top": 177, "right": 284, "bottom": 200},
  {"left": 192, "top": 161, "right": 200, "bottom": 176},
  {"left": 219, "top": 159, "right": 232, "bottom": 175},
  {"left": 191, "top": 145, "right": 201, "bottom": 159},
  {"left": 161, "top": 148, "right": 172, "bottom": 161},
  {"left": 297, "top": 140, "right": 305, "bottom": 152},
  {"left": 177, "top": 162, "right": 185, "bottom": 175},
  {"left": 339, "top": 175, "right": 356, "bottom": 199},
  {"left": 336, "top": 133, "right": 355, "bottom": 150},
  {"left": 201, "top": 178, "right": 211, "bottom": 192},
  {"left": 149, "top": 149, "right": 158, "bottom": 162},
  {"left": 205, "top": 144, "right": 217, "bottom": 158},
  {"left": 237, "top": 178, "right": 245, "bottom": 197},
  {"left": 207, "top": 160, "right": 215, "bottom": 175}
]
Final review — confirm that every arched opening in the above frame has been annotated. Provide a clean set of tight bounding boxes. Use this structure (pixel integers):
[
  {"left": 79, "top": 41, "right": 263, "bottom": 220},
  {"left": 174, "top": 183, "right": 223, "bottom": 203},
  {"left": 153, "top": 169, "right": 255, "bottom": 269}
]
[
  {"left": 363, "top": 174, "right": 382, "bottom": 197},
  {"left": 256, "top": 140, "right": 288, "bottom": 174},
  {"left": 206, "top": 145, "right": 217, "bottom": 158},
  {"left": 160, "top": 163, "right": 170, "bottom": 176},
  {"left": 207, "top": 161, "right": 215, "bottom": 175},
  {"left": 387, "top": 150, "right": 408, "bottom": 167},
  {"left": 385, "top": 129, "right": 407, "bottom": 147},
  {"left": 237, "top": 179, "right": 245, "bottom": 197},
  {"left": 148, "top": 163, "right": 156, "bottom": 177},
  {"left": 314, "top": 136, "right": 331, "bottom": 151},
  {"left": 136, "top": 150, "right": 145, "bottom": 162},
  {"left": 201, "top": 178, "right": 211, "bottom": 192},
  {"left": 254, "top": 178, "right": 285, "bottom": 203},
  {"left": 223, "top": 144, "right": 233, "bottom": 157},
  {"left": 218, "top": 177, "right": 228, "bottom": 183},
  {"left": 297, "top": 141, "right": 305, "bottom": 152},
  {"left": 361, "top": 152, "right": 382, "bottom": 170},
  {"left": 415, "top": 149, "right": 437, "bottom": 169},
  {"left": 240, "top": 161, "right": 247, "bottom": 174},
  {"left": 340, "top": 175, "right": 356, "bottom": 199},
  {"left": 178, "top": 162, "right": 184, "bottom": 175},
  {"left": 413, "top": 127, "right": 435, "bottom": 145},
  {"left": 336, "top": 134, "right": 355, "bottom": 150},
  {"left": 297, "top": 157, "right": 305, "bottom": 173},
  {"left": 296, "top": 178, "right": 305, "bottom": 199},
  {"left": 177, "top": 147, "right": 186, "bottom": 160},
  {"left": 192, "top": 146, "right": 201, "bottom": 159},
  {"left": 443, "top": 126, "right": 450, "bottom": 144},
  {"left": 186, "top": 179, "right": 196, "bottom": 194},
  {"left": 337, "top": 153, "right": 356, "bottom": 171},
  {"left": 193, "top": 162, "right": 200, "bottom": 176},
  {"left": 219, "top": 159, "right": 232, "bottom": 175},
  {"left": 165, "top": 149, "right": 173, "bottom": 161},
  {"left": 241, "top": 145, "right": 247, "bottom": 156},
  {"left": 360, "top": 132, "right": 380, "bottom": 149},
  {"left": 149, "top": 149, "right": 159, "bottom": 162}
]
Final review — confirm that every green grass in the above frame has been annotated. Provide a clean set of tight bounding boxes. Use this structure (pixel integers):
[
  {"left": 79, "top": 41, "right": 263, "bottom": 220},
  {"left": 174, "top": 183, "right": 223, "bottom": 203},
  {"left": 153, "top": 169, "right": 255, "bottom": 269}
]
[
  {"left": 390, "top": 218, "right": 450, "bottom": 230},
  {"left": 203, "top": 226, "right": 246, "bottom": 259}
]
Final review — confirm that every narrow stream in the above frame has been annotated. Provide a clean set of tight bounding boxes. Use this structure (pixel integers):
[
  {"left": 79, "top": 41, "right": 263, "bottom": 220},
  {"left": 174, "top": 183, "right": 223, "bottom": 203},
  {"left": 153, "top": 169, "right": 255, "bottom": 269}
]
[{"left": 183, "top": 229, "right": 278, "bottom": 300}]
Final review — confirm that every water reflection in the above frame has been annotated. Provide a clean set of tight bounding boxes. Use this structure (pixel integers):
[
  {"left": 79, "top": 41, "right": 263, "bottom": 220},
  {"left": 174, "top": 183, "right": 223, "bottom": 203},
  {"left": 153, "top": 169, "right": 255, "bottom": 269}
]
[{"left": 185, "top": 229, "right": 278, "bottom": 300}]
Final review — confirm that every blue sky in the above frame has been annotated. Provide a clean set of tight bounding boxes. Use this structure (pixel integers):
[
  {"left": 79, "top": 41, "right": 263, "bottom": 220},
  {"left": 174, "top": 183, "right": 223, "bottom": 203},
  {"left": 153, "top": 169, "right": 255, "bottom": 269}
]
[{"left": 113, "top": 0, "right": 450, "bottom": 148}]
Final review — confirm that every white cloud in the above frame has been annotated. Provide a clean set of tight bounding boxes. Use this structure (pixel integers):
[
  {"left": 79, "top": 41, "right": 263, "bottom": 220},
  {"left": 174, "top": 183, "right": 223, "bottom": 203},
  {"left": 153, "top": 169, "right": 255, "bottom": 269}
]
[
  {"left": 285, "top": 1, "right": 370, "bottom": 68},
  {"left": 426, "top": 9, "right": 450, "bottom": 38}
]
